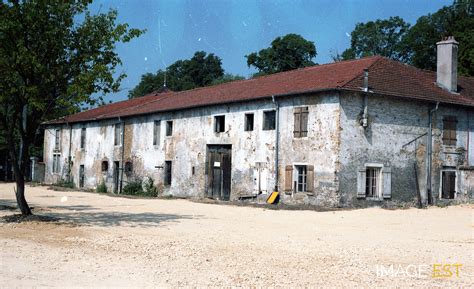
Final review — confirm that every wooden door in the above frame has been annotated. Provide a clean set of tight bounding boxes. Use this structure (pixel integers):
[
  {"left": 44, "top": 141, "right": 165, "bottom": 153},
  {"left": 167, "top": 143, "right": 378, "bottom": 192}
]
[{"left": 207, "top": 145, "right": 231, "bottom": 201}]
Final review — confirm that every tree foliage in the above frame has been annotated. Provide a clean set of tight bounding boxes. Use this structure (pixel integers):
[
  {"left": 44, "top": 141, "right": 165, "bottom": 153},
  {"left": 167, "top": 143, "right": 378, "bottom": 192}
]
[
  {"left": 129, "top": 51, "right": 236, "bottom": 98},
  {"left": 246, "top": 33, "right": 317, "bottom": 76},
  {"left": 0, "top": 0, "right": 143, "bottom": 215},
  {"left": 341, "top": 16, "right": 410, "bottom": 61}
]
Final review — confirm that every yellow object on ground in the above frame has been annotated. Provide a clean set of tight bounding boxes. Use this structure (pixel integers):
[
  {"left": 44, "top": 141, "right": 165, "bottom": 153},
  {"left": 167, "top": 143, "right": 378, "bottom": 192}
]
[{"left": 266, "top": 191, "right": 279, "bottom": 204}]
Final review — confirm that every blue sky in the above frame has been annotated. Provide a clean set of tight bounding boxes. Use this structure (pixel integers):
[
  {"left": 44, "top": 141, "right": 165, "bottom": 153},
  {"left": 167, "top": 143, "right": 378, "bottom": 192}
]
[{"left": 89, "top": 0, "right": 453, "bottom": 102}]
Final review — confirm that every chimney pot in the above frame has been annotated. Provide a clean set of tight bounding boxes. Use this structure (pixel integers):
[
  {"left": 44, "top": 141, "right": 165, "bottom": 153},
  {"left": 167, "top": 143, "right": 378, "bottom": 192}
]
[{"left": 436, "top": 36, "right": 458, "bottom": 93}]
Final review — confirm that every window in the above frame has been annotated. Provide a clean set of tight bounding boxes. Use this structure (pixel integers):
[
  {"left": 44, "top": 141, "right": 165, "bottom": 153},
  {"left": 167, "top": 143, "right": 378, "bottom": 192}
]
[
  {"left": 357, "top": 165, "right": 391, "bottom": 199},
  {"left": 101, "top": 161, "right": 109, "bottom": 172},
  {"left": 124, "top": 161, "right": 133, "bottom": 175},
  {"left": 441, "top": 170, "right": 456, "bottom": 199},
  {"left": 166, "top": 120, "right": 173, "bottom": 136},
  {"left": 443, "top": 116, "right": 457, "bottom": 146},
  {"left": 153, "top": 120, "right": 161, "bottom": 146},
  {"left": 114, "top": 123, "right": 122, "bottom": 146},
  {"left": 263, "top": 110, "right": 276, "bottom": 130},
  {"left": 296, "top": 165, "right": 307, "bottom": 192},
  {"left": 294, "top": 107, "right": 309, "bottom": 137},
  {"left": 244, "top": 113, "right": 254, "bottom": 131},
  {"left": 52, "top": 154, "right": 60, "bottom": 174},
  {"left": 80, "top": 127, "right": 86, "bottom": 149},
  {"left": 214, "top": 115, "right": 225, "bottom": 133},
  {"left": 365, "top": 167, "right": 381, "bottom": 198},
  {"left": 54, "top": 129, "right": 60, "bottom": 150},
  {"left": 164, "top": 161, "right": 172, "bottom": 186}
]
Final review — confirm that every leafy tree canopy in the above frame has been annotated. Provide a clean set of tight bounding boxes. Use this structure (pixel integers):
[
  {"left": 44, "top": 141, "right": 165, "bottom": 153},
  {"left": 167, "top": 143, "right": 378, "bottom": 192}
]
[
  {"left": 128, "top": 51, "right": 242, "bottom": 98},
  {"left": 246, "top": 33, "right": 317, "bottom": 76},
  {"left": 341, "top": 16, "right": 411, "bottom": 62},
  {"left": 0, "top": 0, "right": 143, "bottom": 215}
]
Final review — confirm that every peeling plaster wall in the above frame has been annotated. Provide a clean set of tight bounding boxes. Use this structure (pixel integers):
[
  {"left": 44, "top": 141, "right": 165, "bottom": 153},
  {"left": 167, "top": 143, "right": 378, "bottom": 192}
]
[{"left": 339, "top": 91, "right": 473, "bottom": 206}]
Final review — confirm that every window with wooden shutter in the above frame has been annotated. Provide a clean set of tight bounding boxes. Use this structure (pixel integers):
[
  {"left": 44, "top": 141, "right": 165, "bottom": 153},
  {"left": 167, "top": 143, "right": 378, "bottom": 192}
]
[
  {"left": 442, "top": 116, "right": 457, "bottom": 146},
  {"left": 357, "top": 167, "right": 366, "bottom": 198},
  {"left": 382, "top": 167, "right": 391, "bottom": 199},
  {"left": 306, "top": 165, "right": 314, "bottom": 192},
  {"left": 284, "top": 165, "right": 293, "bottom": 191},
  {"left": 294, "top": 107, "right": 308, "bottom": 138}
]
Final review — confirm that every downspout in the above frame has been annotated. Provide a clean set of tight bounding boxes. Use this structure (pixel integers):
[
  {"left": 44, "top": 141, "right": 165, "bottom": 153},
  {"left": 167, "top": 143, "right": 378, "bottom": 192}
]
[
  {"left": 272, "top": 95, "right": 280, "bottom": 192},
  {"left": 467, "top": 111, "right": 470, "bottom": 166},
  {"left": 67, "top": 121, "right": 72, "bottom": 182},
  {"left": 427, "top": 102, "right": 439, "bottom": 205},
  {"left": 119, "top": 118, "right": 125, "bottom": 194}
]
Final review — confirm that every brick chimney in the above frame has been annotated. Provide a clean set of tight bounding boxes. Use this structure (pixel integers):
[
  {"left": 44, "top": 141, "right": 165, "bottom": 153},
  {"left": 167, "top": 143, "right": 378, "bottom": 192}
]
[{"left": 436, "top": 36, "right": 458, "bottom": 93}]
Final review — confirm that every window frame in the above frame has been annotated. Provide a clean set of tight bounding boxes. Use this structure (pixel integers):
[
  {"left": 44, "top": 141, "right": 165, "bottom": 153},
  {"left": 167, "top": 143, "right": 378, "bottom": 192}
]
[
  {"left": 263, "top": 110, "right": 276, "bottom": 131},
  {"left": 54, "top": 129, "right": 61, "bottom": 151},
  {"left": 244, "top": 113, "right": 254, "bottom": 131},
  {"left": 153, "top": 120, "right": 161, "bottom": 146},
  {"left": 295, "top": 165, "right": 307, "bottom": 192},
  {"left": 442, "top": 116, "right": 457, "bottom": 146},
  {"left": 164, "top": 161, "right": 172, "bottom": 186},
  {"left": 214, "top": 115, "right": 225, "bottom": 133},
  {"left": 52, "top": 154, "right": 61, "bottom": 174},
  {"left": 80, "top": 127, "right": 86, "bottom": 149},
  {"left": 166, "top": 120, "right": 173, "bottom": 136},
  {"left": 365, "top": 166, "right": 382, "bottom": 200},
  {"left": 114, "top": 123, "right": 123, "bottom": 146},
  {"left": 101, "top": 161, "right": 109, "bottom": 172},
  {"left": 439, "top": 169, "right": 457, "bottom": 199}
]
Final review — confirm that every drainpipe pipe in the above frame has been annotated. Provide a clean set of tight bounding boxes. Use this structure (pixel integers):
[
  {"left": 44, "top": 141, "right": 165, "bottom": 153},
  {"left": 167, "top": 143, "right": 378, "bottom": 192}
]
[
  {"left": 467, "top": 111, "right": 470, "bottom": 166},
  {"left": 272, "top": 95, "right": 280, "bottom": 192},
  {"left": 427, "top": 102, "right": 439, "bottom": 205},
  {"left": 67, "top": 121, "right": 72, "bottom": 182},
  {"left": 119, "top": 118, "right": 125, "bottom": 194}
]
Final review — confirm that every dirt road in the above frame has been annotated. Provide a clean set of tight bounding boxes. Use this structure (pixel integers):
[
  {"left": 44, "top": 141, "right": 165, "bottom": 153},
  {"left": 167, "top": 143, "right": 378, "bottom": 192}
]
[{"left": 0, "top": 183, "right": 472, "bottom": 287}]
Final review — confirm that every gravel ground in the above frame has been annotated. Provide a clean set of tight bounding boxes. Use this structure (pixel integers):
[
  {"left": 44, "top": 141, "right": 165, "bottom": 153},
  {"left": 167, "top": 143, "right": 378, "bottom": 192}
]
[{"left": 0, "top": 183, "right": 472, "bottom": 287}]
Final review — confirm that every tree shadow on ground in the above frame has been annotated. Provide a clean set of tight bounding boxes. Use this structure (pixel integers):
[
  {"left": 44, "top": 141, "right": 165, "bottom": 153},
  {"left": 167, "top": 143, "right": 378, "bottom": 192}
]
[{"left": 0, "top": 198, "right": 198, "bottom": 228}]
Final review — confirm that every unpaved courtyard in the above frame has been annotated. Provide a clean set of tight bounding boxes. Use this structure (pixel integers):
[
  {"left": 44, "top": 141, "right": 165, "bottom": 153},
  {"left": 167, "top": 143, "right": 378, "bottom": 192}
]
[{"left": 0, "top": 183, "right": 472, "bottom": 287}]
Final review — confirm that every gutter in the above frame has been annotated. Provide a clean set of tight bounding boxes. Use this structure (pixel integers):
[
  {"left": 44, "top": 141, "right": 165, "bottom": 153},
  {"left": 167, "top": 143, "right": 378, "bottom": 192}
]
[
  {"left": 272, "top": 95, "right": 280, "bottom": 192},
  {"left": 426, "top": 102, "right": 439, "bottom": 205}
]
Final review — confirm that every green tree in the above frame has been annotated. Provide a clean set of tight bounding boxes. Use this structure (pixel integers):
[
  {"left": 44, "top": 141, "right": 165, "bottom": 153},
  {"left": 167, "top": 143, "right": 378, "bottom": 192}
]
[
  {"left": 245, "top": 33, "right": 317, "bottom": 75},
  {"left": 0, "top": 1, "right": 143, "bottom": 215},
  {"left": 129, "top": 51, "right": 225, "bottom": 98},
  {"left": 342, "top": 16, "right": 411, "bottom": 61},
  {"left": 211, "top": 73, "right": 245, "bottom": 85},
  {"left": 404, "top": 0, "right": 473, "bottom": 76}
]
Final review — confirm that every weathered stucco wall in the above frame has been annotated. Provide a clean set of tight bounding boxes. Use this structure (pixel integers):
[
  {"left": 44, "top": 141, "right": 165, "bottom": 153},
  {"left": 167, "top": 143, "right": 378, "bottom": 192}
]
[{"left": 339, "top": 91, "right": 473, "bottom": 206}]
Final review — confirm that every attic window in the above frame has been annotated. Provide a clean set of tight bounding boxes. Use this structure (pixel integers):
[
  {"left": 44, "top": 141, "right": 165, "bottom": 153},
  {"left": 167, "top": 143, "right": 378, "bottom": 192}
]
[{"left": 214, "top": 115, "right": 225, "bottom": 133}]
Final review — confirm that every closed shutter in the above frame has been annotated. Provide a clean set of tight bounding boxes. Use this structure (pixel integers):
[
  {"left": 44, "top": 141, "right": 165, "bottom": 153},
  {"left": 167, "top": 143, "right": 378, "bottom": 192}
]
[
  {"left": 284, "top": 165, "right": 293, "bottom": 191},
  {"left": 294, "top": 108, "right": 301, "bottom": 137},
  {"left": 301, "top": 107, "right": 308, "bottom": 137},
  {"left": 382, "top": 167, "right": 392, "bottom": 199},
  {"left": 357, "top": 167, "right": 366, "bottom": 198},
  {"left": 306, "top": 165, "right": 314, "bottom": 192}
]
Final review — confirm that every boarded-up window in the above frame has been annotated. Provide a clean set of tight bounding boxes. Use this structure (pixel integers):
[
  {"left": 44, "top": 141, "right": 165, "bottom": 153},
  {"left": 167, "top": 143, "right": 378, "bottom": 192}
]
[
  {"left": 244, "top": 113, "right": 254, "bottom": 131},
  {"left": 214, "top": 115, "right": 225, "bottom": 133},
  {"left": 164, "top": 161, "right": 172, "bottom": 186},
  {"left": 153, "top": 120, "right": 161, "bottom": 146},
  {"left": 443, "top": 116, "right": 457, "bottom": 146},
  {"left": 441, "top": 171, "right": 456, "bottom": 199},
  {"left": 114, "top": 123, "right": 122, "bottom": 146},
  {"left": 294, "top": 107, "right": 309, "bottom": 138},
  {"left": 263, "top": 110, "right": 276, "bottom": 130},
  {"left": 166, "top": 121, "right": 173, "bottom": 136},
  {"left": 80, "top": 127, "right": 86, "bottom": 149},
  {"left": 54, "top": 129, "right": 61, "bottom": 150}
]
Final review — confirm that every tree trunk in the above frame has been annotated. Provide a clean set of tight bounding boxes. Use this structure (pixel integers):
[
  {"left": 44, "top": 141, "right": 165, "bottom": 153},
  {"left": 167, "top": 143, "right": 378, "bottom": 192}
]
[{"left": 15, "top": 176, "right": 32, "bottom": 216}]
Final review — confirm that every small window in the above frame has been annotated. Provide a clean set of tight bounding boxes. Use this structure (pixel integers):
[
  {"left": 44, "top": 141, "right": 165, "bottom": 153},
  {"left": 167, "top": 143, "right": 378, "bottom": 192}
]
[
  {"left": 114, "top": 123, "right": 122, "bottom": 146},
  {"left": 124, "top": 161, "right": 133, "bottom": 174},
  {"left": 294, "top": 107, "right": 308, "bottom": 138},
  {"left": 244, "top": 113, "right": 254, "bottom": 131},
  {"left": 52, "top": 154, "right": 60, "bottom": 173},
  {"left": 214, "top": 115, "right": 225, "bottom": 133},
  {"left": 153, "top": 120, "right": 161, "bottom": 146},
  {"left": 164, "top": 161, "right": 172, "bottom": 186},
  {"left": 54, "top": 129, "right": 61, "bottom": 150},
  {"left": 366, "top": 167, "right": 381, "bottom": 198},
  {"left": 166, "top": 121, "right": 173, "bottom": 136},
  {"left": 80, "top": 127, "right": 86, "bottom": 149},
  {"left": 101, "top": 161, "right": 109, "bottom": 172},
  {"left": 295, "top": 165, "right": 307, "bottom": 192},
  {"left": 441, "top": 170, "right": 456, "bottom": 199},
  {"left": 263, "top": 110, "right": 276, "bottom": 130},
  {"left": 442, "top": 116, "right": 457, "bottom": 146}
]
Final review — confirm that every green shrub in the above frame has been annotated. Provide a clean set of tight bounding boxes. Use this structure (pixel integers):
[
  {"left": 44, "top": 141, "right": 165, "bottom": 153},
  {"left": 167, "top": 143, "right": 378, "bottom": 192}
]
[
  {"left": 96, "top": 180, "right": 107, "bottom": 193},
  {"left": 54, "top": 178, "right": 75, "bottom": 189},
  {"left": 122, "top": 179, "right": 144, "bottom": 196}
]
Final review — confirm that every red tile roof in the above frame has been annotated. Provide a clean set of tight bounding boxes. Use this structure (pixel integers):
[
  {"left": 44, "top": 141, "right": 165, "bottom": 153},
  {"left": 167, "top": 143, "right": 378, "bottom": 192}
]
[{"left": 46, "top": 56, "right": 474, "bottom": 124}]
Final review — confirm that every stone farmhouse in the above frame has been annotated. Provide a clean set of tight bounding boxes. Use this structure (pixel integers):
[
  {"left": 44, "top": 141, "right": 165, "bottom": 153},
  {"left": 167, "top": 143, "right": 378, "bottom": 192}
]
[{"left": 44, "top": 38, "right": 473, "bottom": 206}]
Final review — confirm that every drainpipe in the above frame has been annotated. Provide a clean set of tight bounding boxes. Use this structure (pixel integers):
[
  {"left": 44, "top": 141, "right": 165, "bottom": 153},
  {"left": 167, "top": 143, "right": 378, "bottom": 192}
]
[
  {"left": 119, "top": 118, "right": 125, "bottom": 194},
  {"left": 427, "top": 102, "right": 439, "bottom": 205},
  {"left": 67, "top": 121, "right": 72, "bottom": 182},
  {"left": 272, "top": 95, "right": 280, "bottom": 192}
]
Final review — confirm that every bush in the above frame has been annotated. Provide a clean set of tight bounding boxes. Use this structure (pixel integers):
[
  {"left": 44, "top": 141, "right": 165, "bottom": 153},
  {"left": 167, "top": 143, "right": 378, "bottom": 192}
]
[
  {"left": 54, "top": 178, "right": 75, "bottom": 189},
  {"left": 122, "top": 177, "right": 159, "bottom": 197},
  {"left": 96, "top": 180, "right": 107, "bottom": 193}
]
